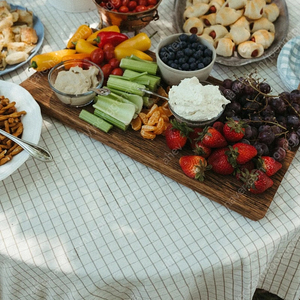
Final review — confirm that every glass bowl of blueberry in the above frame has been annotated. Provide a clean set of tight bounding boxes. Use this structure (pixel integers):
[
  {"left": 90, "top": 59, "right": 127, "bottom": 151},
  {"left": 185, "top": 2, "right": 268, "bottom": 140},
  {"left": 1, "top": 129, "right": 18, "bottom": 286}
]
[{"left": 155, "top": 33, "right": 216, "bottom": 86}]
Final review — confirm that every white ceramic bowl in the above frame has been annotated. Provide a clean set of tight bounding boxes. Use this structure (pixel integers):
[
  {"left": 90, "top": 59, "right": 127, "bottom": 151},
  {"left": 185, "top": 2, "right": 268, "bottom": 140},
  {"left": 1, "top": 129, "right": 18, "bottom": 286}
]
[
  {"left": 155, "top": 33, "right": 216, "bottom": 86},
  {"left": 48, "top": 59, "right": 104, "bottom": 107}
]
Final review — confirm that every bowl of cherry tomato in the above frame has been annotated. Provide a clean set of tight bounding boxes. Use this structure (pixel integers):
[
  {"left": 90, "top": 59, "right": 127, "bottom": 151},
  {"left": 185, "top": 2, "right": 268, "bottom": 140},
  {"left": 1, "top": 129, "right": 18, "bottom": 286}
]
[{"left": 92, "top": 0, "right": 162, "bottom": 33}]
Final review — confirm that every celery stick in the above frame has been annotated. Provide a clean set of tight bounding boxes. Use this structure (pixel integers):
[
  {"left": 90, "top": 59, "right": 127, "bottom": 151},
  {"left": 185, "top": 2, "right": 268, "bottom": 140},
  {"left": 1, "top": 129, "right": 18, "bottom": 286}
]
[
  {"left": 123, "top": 69, "right": 161, "bottom": 91},
  {"left": 93, "top": 97, "right": 135, "bottom": 126},
  {"left": 129, "top": 55, "right": 157, "bottom": 64},
  {"left": 120, "top": 58, "right": 158, "bottom": 75},
  {"left": 79, "top": 110, "right": 113, "bottom": 133},
  {"left": 94, "top": 109, "right": 128, "bottom": 131},
  {"left": 107, "top": 76, "right": 145, "bottom": 96}
]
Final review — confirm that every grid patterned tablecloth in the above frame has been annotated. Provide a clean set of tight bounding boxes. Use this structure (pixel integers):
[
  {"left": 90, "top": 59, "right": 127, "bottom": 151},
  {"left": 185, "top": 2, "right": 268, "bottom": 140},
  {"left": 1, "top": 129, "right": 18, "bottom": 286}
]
[{"left": 0, "top": 0, "right": 300, "bottom": 299}]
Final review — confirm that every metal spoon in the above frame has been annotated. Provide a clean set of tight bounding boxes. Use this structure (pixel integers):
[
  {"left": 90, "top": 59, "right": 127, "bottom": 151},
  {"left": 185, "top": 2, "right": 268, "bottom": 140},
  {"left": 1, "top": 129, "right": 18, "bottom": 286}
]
[
  {"left": 138, "top": 88, "right": 169, "bottom": 101},
  {"left": 0, "top": 128, "right": 53, "bottom": 162},
  {"left": 88, "top": 87, "right": 111, "bottom": 96}
]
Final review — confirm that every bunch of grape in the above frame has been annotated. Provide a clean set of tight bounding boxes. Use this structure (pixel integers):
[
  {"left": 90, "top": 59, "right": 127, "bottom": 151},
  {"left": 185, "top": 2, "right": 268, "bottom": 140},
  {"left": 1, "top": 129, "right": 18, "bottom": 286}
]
[{"left": 219, "top": 76, "right": 300, "bottom": 162}]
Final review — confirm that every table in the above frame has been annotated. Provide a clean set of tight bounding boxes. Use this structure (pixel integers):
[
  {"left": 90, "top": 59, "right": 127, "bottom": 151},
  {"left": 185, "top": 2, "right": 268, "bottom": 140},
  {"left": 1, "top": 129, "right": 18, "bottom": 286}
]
[{"left": 0, "top": 1, "right": 300, "bottom": 299}]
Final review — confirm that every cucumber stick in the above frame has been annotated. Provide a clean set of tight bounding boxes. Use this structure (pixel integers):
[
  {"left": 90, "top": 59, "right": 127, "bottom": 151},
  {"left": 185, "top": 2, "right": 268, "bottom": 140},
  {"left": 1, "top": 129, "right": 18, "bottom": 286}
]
[
  {"left": 79, "top": 110, "right": 113, "bottom": 133},
  {"left": 120, "top": 57, "right": 158, "bottom": 75}
]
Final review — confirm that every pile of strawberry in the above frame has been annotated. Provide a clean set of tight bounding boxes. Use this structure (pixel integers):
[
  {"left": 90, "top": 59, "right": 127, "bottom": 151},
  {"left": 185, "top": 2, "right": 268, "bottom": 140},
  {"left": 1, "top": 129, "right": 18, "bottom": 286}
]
[{"left": 165, "top": 118, "right": 283, "bottom": 194}]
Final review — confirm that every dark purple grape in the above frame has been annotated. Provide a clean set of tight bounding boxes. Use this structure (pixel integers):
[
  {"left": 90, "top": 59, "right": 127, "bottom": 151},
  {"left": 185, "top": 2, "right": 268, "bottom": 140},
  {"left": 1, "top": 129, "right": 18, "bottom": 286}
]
[
  {"left": 244, "top": 125, "right": 253, "bottom": 139},
  {"left": 276, "top": 137, "right": 289, "bottom": 150},
  {"left": 270, "top": 97, "right": 286, "bottom": 114},
  {"left": 287, "top": 132, "right": 300, "bottom": 148},
  {"left": 276, "top": 115, "right": 287, "bottom": 127},
  {"left": 258, "top": 124, "right": 272, "bottom": 132},
  {"left": 261, "top": 105, "right": 275, "bottom": 117},
  {"left": 259, "top": 82, "right": 271, "bottom": 94},
  {"left": 258, "top": 130, "right": 275, "bottom": 145},
  {"left": 226, "top": 101, "right": 241, "bottom": 114},
  {"left": 249, "top": 114, "right": 263, "bottom": 128},
  {"left": 243, "top": 101, "right": 260, "bottom": 113},
  {"left": 222, "top": 89, "right": 237, "bottom": 101},
  {"left": 222, "top": 79, "right": 233, "bottom": 89},
  {"left": 240, "top": 139, "right": 250, "bottom": 145},
  {"left": 279, "top": 91, "right": 290, "bottom": 103},
  {"left": 254, "top": 142, "right": 269, "bottom": 156},
  {"left": 231, "top": 79, "right": 245, "bottom": 95},
  {"left": 271, "top": 125, "right": 282, "bottom": 135},
  {"left": 238, "top": 94, "right": 250, "bottom": 107},
  {"left": 272, "top": 147, "right": 286, "bottom": 162},
  {"left": 287, "top": 102, "right": 300, "bottom": 115},
  {"left": 287, "top": 115, "right": 300, "bottom": 128}
]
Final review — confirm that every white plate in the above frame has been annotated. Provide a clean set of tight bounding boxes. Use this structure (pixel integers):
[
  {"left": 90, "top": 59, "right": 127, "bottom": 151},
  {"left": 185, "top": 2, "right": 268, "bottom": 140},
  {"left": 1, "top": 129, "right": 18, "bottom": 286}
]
[
  {"left": 174, "top": 0, "right": 289, "bottom": 66},
  {"left": 277, "top": 36, "right": 300, "bottom": 92},
  {"left": 0, "top": 81, "right": 42, "bottom": 181},
  {"left": 0, "top": 4, "right": 45, "bottom": 76}
]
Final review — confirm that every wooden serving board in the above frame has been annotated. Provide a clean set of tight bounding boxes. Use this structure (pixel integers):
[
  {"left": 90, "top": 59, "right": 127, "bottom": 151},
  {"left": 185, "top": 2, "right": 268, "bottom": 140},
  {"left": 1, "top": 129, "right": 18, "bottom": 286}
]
[{"left": 20, "top": 70, "right": 297, "bottom": 221}]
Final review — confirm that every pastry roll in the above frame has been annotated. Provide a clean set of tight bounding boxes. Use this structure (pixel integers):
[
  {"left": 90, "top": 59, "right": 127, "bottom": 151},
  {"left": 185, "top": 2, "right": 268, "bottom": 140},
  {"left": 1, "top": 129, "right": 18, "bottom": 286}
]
[
  {"left": 203, "top": 24, "right": 228, "bottom": 39},
  {"left": 244, "top": 0, "right": 266, "bottom": 20},
  {"left": 20, "top": 27, "right": 38, "bottom": 44},
  {"left": 193, "top": 0, "right": 210, "bottom": 4},
  {"left": 223, "top": 0, "right": 247, "bottom": 10},
  {"left": 251, "top": 29, "right": 275, "bottom": 49},
  {"left": 0, "top": 6, "right": 13, "bottom": 31},
  {"left": 5, "top": 51, "right": 28, "bottom": 65},
  {"left": 215, "top": 37, "right": 235, "bottom": 57},
  {"left": 237, "top": 41, "right": 264, "bottom": 58},
  {"left": 184, "top": 3, "right": 210, "bottom": 18},
  {"left": 230, "top": 16, "right": 250, "bottom": 31},
  {"left": 183, "top": 17, "right": 204, "bottom": 35},
  {"left": 262, "top": 3, "right": 280, "bottom": 22},
  {"left": 208, "top": 1, "right": 223, "bottom": 13},
  {"left": 201, "top": 13, "right": 217, "bottom": 26},
  {"left": 250, "top": 17, "right": 275, "bottom": 33},
  {"left": 186, "top": 0, "right": 193, "bottom": 8},
  {"left": 199, "top": 33, "right": 215, "bottom": 45},
  {"left": 215, "top": 7, "right": 244, "bottom": 26},
  {"left": 228, "top": 26, "right": 250, "bottom": 45}
]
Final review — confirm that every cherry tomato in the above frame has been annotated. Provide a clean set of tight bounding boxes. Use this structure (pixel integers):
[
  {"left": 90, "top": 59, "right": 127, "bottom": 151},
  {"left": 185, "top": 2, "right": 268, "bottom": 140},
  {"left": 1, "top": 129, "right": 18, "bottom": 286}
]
[
  {"left": 118, "top": 5, "right": 129, "bottom": 12},
  {"left": 138, "top": 0, "right": 147, "bottom": 5},
  {"left": 90, "top": 48, "right": 105, "bottom": 65},
  {"left": 111, "top": 0, "right": 121, "bottom": 9},
  {"left": 103, "top": 43, "right": 115, "bottom": 52},
  {"left": 111, "top": 68, "right": 123, "bottom": 76},
  {"left": 104, "top": 48, "right": 115, "bottom": 61},
  {"left": 147, "top": 5, "right": 155, "bottom": 8},
  {"left": 128, "top": 0, "right": 137, "bottom": 10},
  {"left": 108, "top": 58, "right": 120, "bottom": 69},
  {"left": 122, "top": 0, "right": 129, "bottom": 5},
  {"left": 136, "top": 5, "right": 148, "bottom": 11},
  {"left": 147, "top": 0, "right": 157, "bottom": 5},
  {"left": 101, "top": 64, "right": 113, "bottom": 79}
]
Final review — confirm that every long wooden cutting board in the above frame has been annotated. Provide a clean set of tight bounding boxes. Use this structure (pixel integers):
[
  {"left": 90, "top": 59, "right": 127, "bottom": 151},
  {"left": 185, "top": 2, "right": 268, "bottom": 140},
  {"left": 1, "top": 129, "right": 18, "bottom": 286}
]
[{"left": 20, "top": 70, "right": 297, "bottom": 221}]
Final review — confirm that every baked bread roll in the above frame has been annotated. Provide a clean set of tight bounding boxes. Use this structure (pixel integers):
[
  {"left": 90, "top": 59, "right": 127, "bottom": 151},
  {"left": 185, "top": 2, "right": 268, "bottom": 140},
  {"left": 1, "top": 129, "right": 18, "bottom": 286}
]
[
  {"left": 184, "top": 3, "right": 210, "bottom": 18},
  {"left": 244, "top": 0, "right": 266, "bottom": 20},
  {"left": 251, "top": 29, "right": 275, "bottom": 49},
  {"left": 215, "top": 37, "right": 235, "bottom": 56},
  {"left": 230, "top": 16, "right": 250, "bottom": 31},
  {"left": 13, "top": 9, "right": 34, "bottom": 27},
  {"left": 20, "top": 27, "right": 38, "bottom": 44},
  {"left": 250, "top": 17, "right": 275, "bottom": 33},
  {"left": 228, "top": 26, "right": 250, "bottom": 45},
  {"left": 262, "top": 3, "right": 280, "bottom": 22},
  {"left": 203, "top": 24, "right": 228, "bottom": 39},
  {"left": 237, "top": 41, "right": 264, "bottom": 58},
  {"left": 1, "top": 27, "right": 14, "bottom": 46},
  {"left": 199, "top": 33, "right": 215, "bottom": 45},
  {"left": 201, "top": 13, "right": 217, "bottom": 26},
  {"left": 6, "top": 42, "right": 35, "bottom": 54},
  {"left": 5, "top": 51, "right": 28, "bottom": 65},
  {"left": 0, "top": 6, "right": 13, "bottom": 31},
  {"left": 223, "top": 0, "right": 247, "bottom": 10},
  {"left": 0, "top": 1, "right": 10, "bottom": 10},
  {"left": 183, "top": 17, "right": 204, "bottom": 34},
  {"left": 215, "top": 7, "right": 244, "bottom": 26}
]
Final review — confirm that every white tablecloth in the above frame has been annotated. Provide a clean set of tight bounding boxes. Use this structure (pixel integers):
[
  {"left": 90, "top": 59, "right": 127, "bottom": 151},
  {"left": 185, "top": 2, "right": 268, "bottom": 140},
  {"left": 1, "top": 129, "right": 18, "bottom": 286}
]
[{"left": 1, "top": 1, "right": 300, "bottom": 299}]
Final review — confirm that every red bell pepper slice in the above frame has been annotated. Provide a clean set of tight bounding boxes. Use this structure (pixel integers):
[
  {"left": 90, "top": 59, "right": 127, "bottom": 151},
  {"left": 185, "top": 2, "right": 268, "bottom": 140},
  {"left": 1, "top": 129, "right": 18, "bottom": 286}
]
[{"left": 94, "top": 31, "right": 128, "bottom": 48}]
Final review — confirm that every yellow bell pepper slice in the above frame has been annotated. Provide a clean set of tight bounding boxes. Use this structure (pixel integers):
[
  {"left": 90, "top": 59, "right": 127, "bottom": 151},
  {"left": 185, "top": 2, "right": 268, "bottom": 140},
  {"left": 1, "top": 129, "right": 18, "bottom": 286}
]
[
  {"left": 67, "top": 24, "right": 93, "bottom": 49},
  {"left": 114, "top": 47, "right": 153, "bottom": 61},
  {"left": 86, "top": 25, "right": 120, "bottom": 45},
  {"left": 115, "top": 32, "right": 151, "bottom": 52},
  {"left": 29, "top": 49, "right": 76, "bottom": 72},
  {"left": 75, "top": 39, "right": 98, "bottom": 54}
]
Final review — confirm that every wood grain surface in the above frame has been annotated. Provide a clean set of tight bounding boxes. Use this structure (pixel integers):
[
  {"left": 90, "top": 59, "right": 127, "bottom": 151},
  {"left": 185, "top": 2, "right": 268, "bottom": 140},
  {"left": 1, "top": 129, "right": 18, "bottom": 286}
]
[{"left": 20, "top": 68, "right": 297, "bottom": 221}]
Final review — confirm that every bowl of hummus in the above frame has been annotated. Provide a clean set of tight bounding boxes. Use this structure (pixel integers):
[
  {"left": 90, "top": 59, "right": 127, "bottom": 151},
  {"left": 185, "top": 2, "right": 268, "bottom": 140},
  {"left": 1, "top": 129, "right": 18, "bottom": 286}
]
[
  {"left": 48, "top": 59, "right": 104, "bottom": 107},
  {"left": 168, "top": 77, "right": 230, "bottom": 127}
]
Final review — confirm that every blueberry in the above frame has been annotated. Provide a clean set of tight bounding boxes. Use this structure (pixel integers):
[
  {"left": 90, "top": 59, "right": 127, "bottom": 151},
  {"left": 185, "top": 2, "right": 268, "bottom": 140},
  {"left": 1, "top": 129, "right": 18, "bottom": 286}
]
[
  {"left": 190, "top": 62, "right": 197, "bottom": 70},
  {"left": 168, "top": 52, "right": 176, "bottom": 60},
  {"left": 197, "top": 43, "right": 205, "bottom": 51},
  {"left": 180, "top": 41, "right": 187, "bottom": 48},
  {"left": 178, "top": 57, "right": 187, "bottom": 64},
  {"left": 193, "top": 50, "right": 203, "bottom": 59},
  {"left": 171, "top": 63, "right": 179, "bottom": 69},
  {"left": 184, "top": 48, "right": 193, "bottom": 56},
  {"left": 197, "top": 62, "right": 205, "bottom": 69},
  {"left": 188, "top": 34, "right": 198, "bottom": 43},
  {"left": 182, "top": 63, "right": 189, "bottom": 70},
  {"left": 188, "top": 57, "right": 196, "bottom": 64},
  {"left": 176, "top": 50, "right": 184, "bottom": 59},
  {"left": 179, "top": 34, "right": 188, "bottom": 41},
  {"left": 203, "top": 57, "right": 212, "bottom": 66},
  {"left": 204, "top": 48, "right": 213, "bottom": 57}
]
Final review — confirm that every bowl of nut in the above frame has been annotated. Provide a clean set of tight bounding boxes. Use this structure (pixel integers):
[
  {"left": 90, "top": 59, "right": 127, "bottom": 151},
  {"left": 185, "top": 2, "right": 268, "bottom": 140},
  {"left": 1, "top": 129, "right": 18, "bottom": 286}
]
[
  {"left": 155, "top": 33, "right": 216, "bottom": 86},
  {"left": 92, "top": 0, "right": 162, "bottom": 33}
]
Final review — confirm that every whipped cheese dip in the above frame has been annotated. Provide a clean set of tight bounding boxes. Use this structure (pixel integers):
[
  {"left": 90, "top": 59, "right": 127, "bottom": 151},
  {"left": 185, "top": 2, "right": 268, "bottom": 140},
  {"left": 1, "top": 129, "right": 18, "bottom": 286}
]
[{"left": 168, "top": 77, "right": 230, "bottom": 121}]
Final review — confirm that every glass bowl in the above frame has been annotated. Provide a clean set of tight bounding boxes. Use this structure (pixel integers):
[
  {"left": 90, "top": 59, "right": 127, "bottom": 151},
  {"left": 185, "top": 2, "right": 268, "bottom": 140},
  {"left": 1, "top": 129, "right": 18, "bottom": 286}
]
[{"left": 48, "top": 59, "right": 104, "bottom": 107}]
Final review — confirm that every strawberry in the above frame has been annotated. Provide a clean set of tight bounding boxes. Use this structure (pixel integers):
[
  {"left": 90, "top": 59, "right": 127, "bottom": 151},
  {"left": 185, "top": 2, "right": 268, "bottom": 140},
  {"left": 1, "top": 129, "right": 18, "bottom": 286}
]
[
  {"left": 235, "top": 160, "right": 255, "bottom": 180},
  {"left": 179, "top": 155, "right": 211, "bottom": 181},
  {"left": 212, "top": 121, "right": 224, "bottom": 133},
  {"left": 256, "top": 156, "right": 282, "bottom": 176},
  {"left": 165, "top": 119, "right": 193, "bottom": 150},
  {"left": 193, "top": 141, "right": 211, "bottom": 158},
  {"left": 223, "top": 118, "right": 247, "bottom": 142},
  {"left": 197, "top": 126, "right": 228, "bottom": 148},
  {"left": 207, "top": 147, "right": 235, "bottom": 175},
  {"left": 240, "top": 169, "right": 273, "bottom": 194},
  {"left": 229, "top": 142, "right": 257, "bottom": 166}
]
